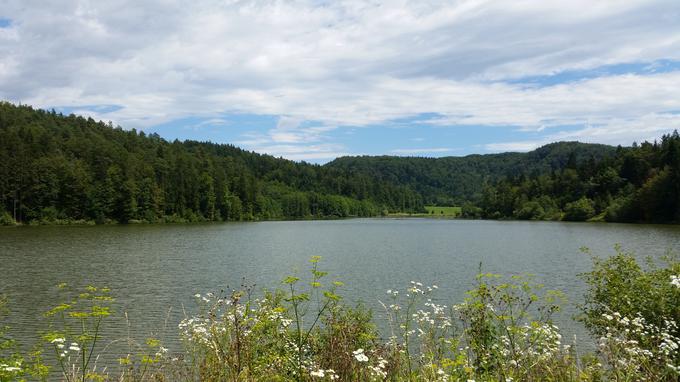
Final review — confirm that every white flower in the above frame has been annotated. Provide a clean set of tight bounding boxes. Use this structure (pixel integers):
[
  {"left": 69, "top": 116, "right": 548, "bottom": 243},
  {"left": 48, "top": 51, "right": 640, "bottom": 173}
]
[
  {"left": 69, "top": 343, "right": 81, "bottom": 352},
  {"left": 353, "top": 348, "right": 369, "bottom": 362},
  {"left": 51, "top": 337, "right": 65, "bottom": 344},
  {"left": 670, "top": 275, "right": 680, "bottom": 288},
  {"left": 310, "top": 369, "right": 325, "bottom": 378}
]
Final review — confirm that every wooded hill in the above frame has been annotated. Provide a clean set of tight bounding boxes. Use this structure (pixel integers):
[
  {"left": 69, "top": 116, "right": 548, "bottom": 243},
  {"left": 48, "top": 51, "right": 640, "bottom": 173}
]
[
  {"left": 0, "top": 102, "right": 421, "bottom": 223},
  {"left": 2, "top": 102, "right": 677, "bottom": 224}
]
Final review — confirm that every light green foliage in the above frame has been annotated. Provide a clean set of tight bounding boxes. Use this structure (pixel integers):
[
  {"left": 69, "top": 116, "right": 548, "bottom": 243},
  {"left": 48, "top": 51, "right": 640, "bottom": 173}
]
[
  {"left": 579, "top": 246, "right": 680, "bottom": 380},
  {"left": 0, "top": 295, "right": 25, "bottom": 382},
  {"left": 0, "top": 296, "right": 49, "bottom": 381},
  {"left": 43, "top": 284, "right": 115, "bottom": 382},
  {"left": 424, "top": 206, "right": 462, "bottom": 217}
]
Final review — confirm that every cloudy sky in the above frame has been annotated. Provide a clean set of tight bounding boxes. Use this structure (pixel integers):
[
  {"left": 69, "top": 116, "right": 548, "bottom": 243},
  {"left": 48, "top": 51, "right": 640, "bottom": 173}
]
[{"left": 1, "top": 1, "right": 680, "bottom": 162}]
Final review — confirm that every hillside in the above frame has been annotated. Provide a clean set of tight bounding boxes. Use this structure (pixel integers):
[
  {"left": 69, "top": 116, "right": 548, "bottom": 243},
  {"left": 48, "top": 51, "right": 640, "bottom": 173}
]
[
  {"left": 0, "top": 102, "right": 423, "bottom": 224},
  {"left": 327, "top": 142, "right": 616, "bottom": 205},
  {"left": 2, "top": 101, "right": 677, "bottom": 225}
]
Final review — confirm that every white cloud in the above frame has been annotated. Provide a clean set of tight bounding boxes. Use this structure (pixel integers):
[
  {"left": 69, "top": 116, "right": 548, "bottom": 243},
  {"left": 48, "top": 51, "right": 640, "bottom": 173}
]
[
  {"left": 1, "top": 0, "right": 680, "bottom": 159},
  {"left": 485, "top": 113, "right": 680, "bottom": 152}
]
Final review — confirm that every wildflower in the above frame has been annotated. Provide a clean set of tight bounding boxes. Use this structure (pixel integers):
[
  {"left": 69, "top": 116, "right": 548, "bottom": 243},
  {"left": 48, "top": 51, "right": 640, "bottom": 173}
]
[
  {"left": 69, "top": 342, "right": 81, "bottom": 352},
  {"left": 310, "top": 369, "right": 325, "bottom": 378},
  {"left": 670, "top": 275, "right": 680, "bottom": 288},
  {"left": 51, "top": 337, "right": 66, "bottom": 344},
  {"left": 353, "top": 348, "right": 369, "bottom": 362}
]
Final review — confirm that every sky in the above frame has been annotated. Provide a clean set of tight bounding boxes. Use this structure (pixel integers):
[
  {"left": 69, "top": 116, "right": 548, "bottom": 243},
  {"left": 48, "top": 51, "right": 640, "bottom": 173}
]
[{"left": 1, "top": 1, "right": 680, "bottom": 163}]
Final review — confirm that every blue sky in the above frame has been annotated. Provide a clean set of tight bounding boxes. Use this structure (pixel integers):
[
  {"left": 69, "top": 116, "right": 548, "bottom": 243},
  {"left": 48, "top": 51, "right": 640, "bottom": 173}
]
[{"left": 2, "top": 1, "right": 680, "bottom": 162}]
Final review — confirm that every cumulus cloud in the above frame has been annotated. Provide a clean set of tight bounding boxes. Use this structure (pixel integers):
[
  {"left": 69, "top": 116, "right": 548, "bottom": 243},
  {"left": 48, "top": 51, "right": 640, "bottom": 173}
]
[{"left": 1, "top": 0, "right": 680, "bottom": 159}]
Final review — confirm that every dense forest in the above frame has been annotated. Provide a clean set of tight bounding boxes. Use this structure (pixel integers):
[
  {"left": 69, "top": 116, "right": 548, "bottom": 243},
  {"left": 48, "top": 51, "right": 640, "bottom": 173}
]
[
  {"left": 330, "top": 133, "right": 680, "bottom": 224},
  {"left": 467, "top": 132, "right": 680, "bottom": 223},
  {"left": 1, "top": 101, "right": 678, "bottom": 224},
  {"left": 327, "top": 142, "right": 616, "bottom": 205},
  {"left": 0, "top": 102, "right": 422, "bottom": 224}
]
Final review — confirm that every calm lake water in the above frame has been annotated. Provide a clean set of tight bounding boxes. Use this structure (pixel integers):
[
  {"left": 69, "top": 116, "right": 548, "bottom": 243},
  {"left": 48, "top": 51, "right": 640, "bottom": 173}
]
[{"left": 1, "top": 219, "right": 679, "bottom": 357}]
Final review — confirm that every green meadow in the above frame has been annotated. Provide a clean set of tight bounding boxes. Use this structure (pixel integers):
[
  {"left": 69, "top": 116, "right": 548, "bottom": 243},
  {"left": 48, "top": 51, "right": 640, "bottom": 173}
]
[{"left": 424, "top": 206, "right": 462, "bottom": 217}]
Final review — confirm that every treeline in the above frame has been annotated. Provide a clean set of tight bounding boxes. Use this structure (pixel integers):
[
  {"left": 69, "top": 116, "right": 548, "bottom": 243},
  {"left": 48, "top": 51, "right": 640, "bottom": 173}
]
[
  {"left": 0, "top": 102, "right": 423, "bottom": 224},
  {"left": 463, "top": 132, "right": 680, "bottom": 223},
  {"left": 327, "top": 142, "right": 616, "bottom": 205},
  {"left": 3, "top": 101, "right": 679, "bottom": 225}
]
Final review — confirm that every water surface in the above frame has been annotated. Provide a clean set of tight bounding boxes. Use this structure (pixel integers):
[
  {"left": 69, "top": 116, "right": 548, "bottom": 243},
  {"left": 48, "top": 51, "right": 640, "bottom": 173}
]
[{"left": 1, "top": 219, "right": 679, "bottom": 355}]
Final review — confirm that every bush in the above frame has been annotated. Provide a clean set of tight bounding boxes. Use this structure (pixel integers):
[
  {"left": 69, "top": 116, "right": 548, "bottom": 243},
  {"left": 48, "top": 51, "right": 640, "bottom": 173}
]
[
  {"left": 514, "top": 201, "right": 545, "bottom": 220},
  {"left": 0, "top": 212, "right": 16, "bottom": 226},
  {"left": 579, "top": 246, "right": 680, "bottom": 380},
  {"left": 563, "top": 197, "right": 596, "bottom": 221}
]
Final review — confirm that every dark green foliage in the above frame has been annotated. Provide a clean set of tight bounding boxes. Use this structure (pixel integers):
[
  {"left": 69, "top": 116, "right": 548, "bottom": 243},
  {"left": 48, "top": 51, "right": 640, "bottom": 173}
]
[
  {"left": 466, "top": 133, "right": 680, "bottom": 223},
  {"left": 327, "top": 141, "right": 616, "bottom": 206},
  {"left": 0, "top": 102, "right": 420, "bottom": 223},
  {"left": 3, "top": 102, "right": 679, "bottom": 224},
  {"left": 563, "top": 197, "right": 595, "bottom": 221}
]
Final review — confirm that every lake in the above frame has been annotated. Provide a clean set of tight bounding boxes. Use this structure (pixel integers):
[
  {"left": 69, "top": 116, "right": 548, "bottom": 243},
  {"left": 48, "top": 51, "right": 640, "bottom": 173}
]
[{"left": 1, "top": 218, "right": 679, "bottom": 357}]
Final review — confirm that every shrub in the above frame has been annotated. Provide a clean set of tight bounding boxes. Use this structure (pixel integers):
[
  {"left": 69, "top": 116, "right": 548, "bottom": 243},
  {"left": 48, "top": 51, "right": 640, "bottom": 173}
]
[
  {"left": 563, "top": 197, "right": 596, "bottom": 221},
  {"left": 580, "top": 246, "right": 680, "bottom": 380},
  {"left": 514, "top": 201, "right": 545, "bottom": 220},
  {"left": 0, "top": 212, "right": 16, "bottom": 226}
]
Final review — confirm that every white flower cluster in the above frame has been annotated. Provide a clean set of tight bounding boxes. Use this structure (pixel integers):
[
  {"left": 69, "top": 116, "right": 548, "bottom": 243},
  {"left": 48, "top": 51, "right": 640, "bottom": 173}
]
[
  {"left": 406, "top": 281, "right": 438, "bottom": 295},
  {"left": 599, "top": 311, "right": 680, "bottom": 375},
  {"left": 50, "top": 337, "right": 80, "bottom": 358},
  {"left": 0, "top": 361, "right": 22, "bottom": 373},
  {"left": 670, "top": 275, "right": 680, "bottom": 288},
  {"left": 353, "top": 348, "right": 369, "bottom": 362},
  {"left": 368, "top": 356, "right": 388, "bottom": 378},
  {"left": 309, "top": 368, "right": 338, "bottom": 379}
]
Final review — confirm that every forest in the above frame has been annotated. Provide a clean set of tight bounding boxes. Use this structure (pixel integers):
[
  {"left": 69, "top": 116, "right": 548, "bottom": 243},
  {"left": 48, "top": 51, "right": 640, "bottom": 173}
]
[
  {"left": 1, "top": 101, "right": 678, "bottom": 224},
  {"left": 0, "top": 102, "right": 422, "bottom": 224},
  {"left": 465, "top": 132, "right": 680, "bottom": 223}
]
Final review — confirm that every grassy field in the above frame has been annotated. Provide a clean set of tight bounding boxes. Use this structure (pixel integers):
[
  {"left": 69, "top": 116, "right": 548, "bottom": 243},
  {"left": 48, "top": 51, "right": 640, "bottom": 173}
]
[{"left": 424, "top": 205, "right": 462, "bottom": 217}]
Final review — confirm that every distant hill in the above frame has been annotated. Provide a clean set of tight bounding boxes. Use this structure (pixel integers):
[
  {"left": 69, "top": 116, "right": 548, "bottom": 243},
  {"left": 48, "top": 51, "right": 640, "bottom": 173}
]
[{"left": 326, "top": 142, "right": 617, "bottom": 205}]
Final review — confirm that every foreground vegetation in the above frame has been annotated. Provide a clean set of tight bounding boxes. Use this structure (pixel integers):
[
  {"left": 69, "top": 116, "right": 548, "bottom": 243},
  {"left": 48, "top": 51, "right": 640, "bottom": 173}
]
[{"left": 1, "top": 249, "right": 678, "bottom": 381}]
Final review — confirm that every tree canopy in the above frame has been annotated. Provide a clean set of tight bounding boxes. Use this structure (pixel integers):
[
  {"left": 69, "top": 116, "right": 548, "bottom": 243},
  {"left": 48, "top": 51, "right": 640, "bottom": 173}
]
[{"left": 2, "top": 101, "right": 677, "bottom": 224}]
